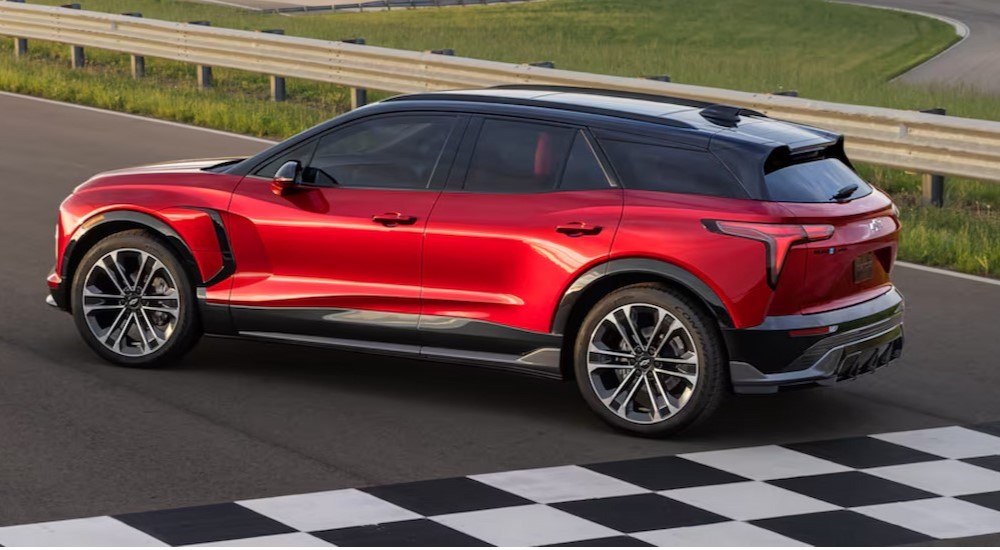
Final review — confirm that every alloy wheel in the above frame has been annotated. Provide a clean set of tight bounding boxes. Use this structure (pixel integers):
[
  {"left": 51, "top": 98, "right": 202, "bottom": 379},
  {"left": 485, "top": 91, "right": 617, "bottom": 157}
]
[
  {"left": 587, "top": 303, "right": 699, "bottom": 424},
  {"left": 80, "top": 248, "right": 181, "bottom": 357}
]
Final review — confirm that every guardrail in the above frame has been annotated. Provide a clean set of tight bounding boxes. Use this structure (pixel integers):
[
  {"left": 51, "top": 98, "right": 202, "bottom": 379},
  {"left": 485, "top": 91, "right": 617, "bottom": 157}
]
[{"left": 2, "top": 0, "right": 1000, "bottom": 189}]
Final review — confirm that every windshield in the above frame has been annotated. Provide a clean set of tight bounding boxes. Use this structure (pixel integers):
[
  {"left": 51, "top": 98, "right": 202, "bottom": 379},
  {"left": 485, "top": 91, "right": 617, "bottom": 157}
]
[{"left": 764, "top": 158, "right": 872, "bottom": 203}]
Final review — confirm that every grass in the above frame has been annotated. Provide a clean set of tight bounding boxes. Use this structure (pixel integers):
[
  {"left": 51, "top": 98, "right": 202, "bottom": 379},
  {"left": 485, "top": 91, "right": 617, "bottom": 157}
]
[
  {"left": 2, "top": 0, "right": 999, "bottom": 277},
  {"left": 860, "top": 166, "right": 1000, "bottom": 277}
]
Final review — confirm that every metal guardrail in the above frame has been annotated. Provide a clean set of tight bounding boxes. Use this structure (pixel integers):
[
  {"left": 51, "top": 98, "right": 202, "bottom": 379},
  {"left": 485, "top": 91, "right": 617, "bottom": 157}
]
[{"left": 2, "top": 1, "right": 1000, "bottom": 186}]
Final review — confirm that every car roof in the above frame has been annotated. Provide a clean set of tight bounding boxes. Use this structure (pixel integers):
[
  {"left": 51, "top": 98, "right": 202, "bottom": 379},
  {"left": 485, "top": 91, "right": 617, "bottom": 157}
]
[{"left": 387, "top": 86, "right": 840, "bottom": 152}]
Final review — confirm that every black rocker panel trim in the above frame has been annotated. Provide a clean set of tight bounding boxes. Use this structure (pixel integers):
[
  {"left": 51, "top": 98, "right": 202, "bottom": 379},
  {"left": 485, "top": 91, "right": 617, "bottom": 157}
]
[
  {"left": 551, "top": 258, "right": 734, "bottom": 334},
  {"left": 419, "top": 313, "right": 562, "bottom": 356},
  {"left": 226, "top": 306, "right": 563, "bottom": 378},
  {"left": 231, "top": 306, "right": 423, "bottom": 347}
]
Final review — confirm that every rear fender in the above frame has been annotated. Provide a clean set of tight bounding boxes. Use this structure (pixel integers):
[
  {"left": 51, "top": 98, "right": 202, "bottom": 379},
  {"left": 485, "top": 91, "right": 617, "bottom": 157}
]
[{"left": 551, "top": 258, "right": 735, "bottom": 335}]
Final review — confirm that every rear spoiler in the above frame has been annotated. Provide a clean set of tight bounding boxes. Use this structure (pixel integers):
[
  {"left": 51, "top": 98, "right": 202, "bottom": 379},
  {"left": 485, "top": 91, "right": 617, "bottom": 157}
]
[{"left": 763, "top": 136, "right": 852, "bottom": 175}]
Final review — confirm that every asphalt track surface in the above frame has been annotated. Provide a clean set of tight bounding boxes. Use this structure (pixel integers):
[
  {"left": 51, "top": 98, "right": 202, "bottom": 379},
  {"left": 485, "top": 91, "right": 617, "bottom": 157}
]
[
  {"left": 2, "top": 92, "right": 1000, "bottom": 533},
  {"left": 846, "top": 0, "right": 1000, "bottom": 93}
]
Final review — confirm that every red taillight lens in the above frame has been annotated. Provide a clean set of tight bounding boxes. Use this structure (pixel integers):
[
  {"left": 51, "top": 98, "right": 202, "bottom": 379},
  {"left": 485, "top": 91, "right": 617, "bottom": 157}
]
[{"left": 704, "top": 220, "right": 834, "bottom": 287}]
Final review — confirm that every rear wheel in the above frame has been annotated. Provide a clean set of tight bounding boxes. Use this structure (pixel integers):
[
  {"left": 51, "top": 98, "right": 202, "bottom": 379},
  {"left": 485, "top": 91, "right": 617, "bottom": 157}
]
[
  {"left": 71, "top": 230, "right": 201, "bottom": 368},
  {"left": 573, "top": 284, "right": 726, "bottom": 437}
]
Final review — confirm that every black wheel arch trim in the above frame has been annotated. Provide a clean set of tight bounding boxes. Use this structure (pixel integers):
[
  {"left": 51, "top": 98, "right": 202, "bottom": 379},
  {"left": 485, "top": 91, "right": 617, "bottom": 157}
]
[
  {"left": 552, "top": 258, "right": 734, "bottom": 334},
  {"left": 62, "top": 208, "right": 235, "bottom": 290}
]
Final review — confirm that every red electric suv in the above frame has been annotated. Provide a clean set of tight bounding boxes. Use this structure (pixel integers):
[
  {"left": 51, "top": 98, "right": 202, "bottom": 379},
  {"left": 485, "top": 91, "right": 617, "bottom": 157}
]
[{"left": 47, "top": 86, "right": 904, "bottom": 436}]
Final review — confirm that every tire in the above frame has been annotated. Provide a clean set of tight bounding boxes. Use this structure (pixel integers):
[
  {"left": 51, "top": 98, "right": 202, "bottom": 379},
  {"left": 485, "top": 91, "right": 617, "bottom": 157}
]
[
  {"left": 71, "top": 229, "right": 201, "bottom": 368},
  {"left": 573, "top": 284, "right": 726, "bottom": 437}
]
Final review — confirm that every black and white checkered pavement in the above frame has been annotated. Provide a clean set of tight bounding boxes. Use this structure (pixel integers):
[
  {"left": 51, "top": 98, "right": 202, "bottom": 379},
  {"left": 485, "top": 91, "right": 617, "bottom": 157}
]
[{"left": 3, "top": 424, "right": 1000, "bottom": 546}]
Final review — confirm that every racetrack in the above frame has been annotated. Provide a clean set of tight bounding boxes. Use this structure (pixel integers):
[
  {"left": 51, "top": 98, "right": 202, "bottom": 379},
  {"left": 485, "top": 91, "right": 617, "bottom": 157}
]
[
  {"left": 2, "top": 92, "right": 1000, "bottom": 532},
  {"left": 847, "top": 0, "right": 1000, "bottom": 93}
]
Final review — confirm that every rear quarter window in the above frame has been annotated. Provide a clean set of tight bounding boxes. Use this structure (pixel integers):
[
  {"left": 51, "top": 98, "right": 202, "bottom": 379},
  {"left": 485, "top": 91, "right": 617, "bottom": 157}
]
[
  {"left": 765, "top": 158, "right": 873, "bottom": 203},
  {"left": 599, "top": 139, "right": 746, "bottom": 198}
]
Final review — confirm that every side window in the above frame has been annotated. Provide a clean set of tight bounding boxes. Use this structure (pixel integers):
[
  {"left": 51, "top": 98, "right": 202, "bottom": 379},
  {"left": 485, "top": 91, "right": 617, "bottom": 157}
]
[
  {"left": 253, "top": 140, "right": 318, "bottom": 179},
  {"left": 464, "top": 119, "right": 575, "bottom": 193},
  {"left": 600, "top": 139, "right": 746, "bottom": 198},
  {"left": 559, "top": 132, "right": 611, "bottom": 190},
  {"left": 307, "top": 115, "right": 456, "bottom": 189}
]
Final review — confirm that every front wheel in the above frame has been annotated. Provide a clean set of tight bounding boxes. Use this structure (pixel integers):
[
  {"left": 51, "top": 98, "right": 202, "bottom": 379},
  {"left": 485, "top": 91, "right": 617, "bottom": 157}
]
[
  {"left": 573, "top": 284, "right": 727, "bottom": 437},
  {"left": 71, "top": 229, "right": 201, "bottom": 368}
]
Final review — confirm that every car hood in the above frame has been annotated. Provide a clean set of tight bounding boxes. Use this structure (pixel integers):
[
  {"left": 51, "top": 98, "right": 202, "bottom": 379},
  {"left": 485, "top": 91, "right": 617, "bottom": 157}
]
[{"left": 99, "top": 157, "right": 245, "bottom": 176}]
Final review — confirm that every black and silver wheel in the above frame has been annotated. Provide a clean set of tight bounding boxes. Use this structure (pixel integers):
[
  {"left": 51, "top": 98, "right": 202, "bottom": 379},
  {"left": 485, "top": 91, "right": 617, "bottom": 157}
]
[
  {"left": 72, "top": 230, "right": 201, "bottom": 367},
  {"left": 574, "top": 284, "right": 726, "bottom": 436}
]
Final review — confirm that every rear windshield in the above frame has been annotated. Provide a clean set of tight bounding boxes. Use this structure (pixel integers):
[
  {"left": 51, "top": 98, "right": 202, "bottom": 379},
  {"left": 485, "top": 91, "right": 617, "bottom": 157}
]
[{"left": 765, "top": 158, "right": 872, "bottom": 203}]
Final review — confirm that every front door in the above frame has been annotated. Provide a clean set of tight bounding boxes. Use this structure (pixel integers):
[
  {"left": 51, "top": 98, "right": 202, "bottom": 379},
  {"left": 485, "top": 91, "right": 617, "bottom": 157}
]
[{"left": 227, "top": 113, "right": 463, "bottom": 343}]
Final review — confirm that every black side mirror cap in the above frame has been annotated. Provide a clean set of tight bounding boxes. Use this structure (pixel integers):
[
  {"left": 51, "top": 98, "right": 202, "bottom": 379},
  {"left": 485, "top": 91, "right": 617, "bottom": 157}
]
[{"left": 271, "top": 161, "right": 302, "bottom": 196}]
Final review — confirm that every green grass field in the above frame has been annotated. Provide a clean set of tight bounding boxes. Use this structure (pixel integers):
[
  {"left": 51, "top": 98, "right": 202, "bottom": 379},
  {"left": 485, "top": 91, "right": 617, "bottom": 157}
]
[{"left": 2, "top": 0, "right": 999, "bottom": 276}]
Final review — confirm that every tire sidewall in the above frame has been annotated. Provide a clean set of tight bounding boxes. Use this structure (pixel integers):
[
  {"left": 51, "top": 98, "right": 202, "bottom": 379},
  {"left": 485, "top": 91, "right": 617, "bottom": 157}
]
[
  {"left": 573, "top": 285, "right": 726, "bottom": 437},
  {"left": 71, "top": 231, "right": 199, "bottom": 368}
]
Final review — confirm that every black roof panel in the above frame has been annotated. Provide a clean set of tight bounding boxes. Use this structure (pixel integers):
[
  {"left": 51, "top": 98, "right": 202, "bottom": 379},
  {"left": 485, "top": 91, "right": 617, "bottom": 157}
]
[{"left": 388, "top": 86, "right": 840, "bottom": 152}]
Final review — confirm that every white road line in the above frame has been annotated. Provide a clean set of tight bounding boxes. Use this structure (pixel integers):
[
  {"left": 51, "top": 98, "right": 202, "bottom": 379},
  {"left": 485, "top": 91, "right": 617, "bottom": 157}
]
[
  {"left": 830, "top": 1, "right": 971, "bottom": 82},
  {"left": 834, "top": 1, "right": 969, "bottom": 39},
  {"left": 897, "top": 261, "right": 1000, "bottom": 287},
  {"left": 0, "top": 92, "right": 278, "bottom": 145},
  {"left": 191, "top": 0, "right": 265, "bottom": 10}
]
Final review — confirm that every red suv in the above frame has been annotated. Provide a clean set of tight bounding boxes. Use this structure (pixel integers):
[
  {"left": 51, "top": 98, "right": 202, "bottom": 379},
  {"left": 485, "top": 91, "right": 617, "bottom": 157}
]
[{"left": 47, "top": 87, "right": 904, "bottom": 436}]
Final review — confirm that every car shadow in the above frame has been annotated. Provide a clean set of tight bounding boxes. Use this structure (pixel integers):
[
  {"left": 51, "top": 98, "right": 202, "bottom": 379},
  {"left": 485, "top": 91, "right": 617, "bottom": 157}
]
[{"left": 165, "top": 336, "right": 936, "bottom": 448}]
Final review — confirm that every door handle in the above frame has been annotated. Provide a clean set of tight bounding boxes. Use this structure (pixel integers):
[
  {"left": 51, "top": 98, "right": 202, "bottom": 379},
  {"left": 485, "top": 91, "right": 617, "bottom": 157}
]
[
  {"left": 372, "top": 212, "right": 418, "bottom": 226},
  {"left": 556, "top": 222, "right": 603, "bottom": 236}
]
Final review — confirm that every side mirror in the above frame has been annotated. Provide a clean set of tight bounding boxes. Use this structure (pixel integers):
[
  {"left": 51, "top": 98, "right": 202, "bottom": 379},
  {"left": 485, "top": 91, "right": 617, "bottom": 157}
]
[{"left": 271, "top": 161, "right": 303, "bottom": 196}]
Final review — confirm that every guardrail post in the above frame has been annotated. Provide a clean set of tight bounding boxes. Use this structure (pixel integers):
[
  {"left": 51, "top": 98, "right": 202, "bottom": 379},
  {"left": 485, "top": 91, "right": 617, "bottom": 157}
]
[
  {"left": 61, "top": 4, "right": 85, "bottom": 68},
  {"left": 342, "top": 38, "right": 367, "bottom": 109},
  {"left": 122, "top": 12, "right": 145, "bottom": 78},
  {"left": 646, "top": 75, "right": 671, "bottom": 83},
  {"left": 8, "top": 0, "right": 28, "bottom": 59},
  {"left": 530, "top": 61, "right": 555, "bottom": 69},
  {"left": 921, "top": 107, "right": 947, "bottom": 207},
  {"left": 189, "top": 21, "right": 213, "bottom": 89},
  {"left": 260, "top": 29, "right": 286, "bottom": 102}
]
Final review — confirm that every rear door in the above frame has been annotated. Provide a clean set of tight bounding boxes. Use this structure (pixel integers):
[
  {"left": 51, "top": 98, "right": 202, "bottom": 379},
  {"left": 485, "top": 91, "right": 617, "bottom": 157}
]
[{"left": 420, "top": 116, "right": 624, "bottom": 346}]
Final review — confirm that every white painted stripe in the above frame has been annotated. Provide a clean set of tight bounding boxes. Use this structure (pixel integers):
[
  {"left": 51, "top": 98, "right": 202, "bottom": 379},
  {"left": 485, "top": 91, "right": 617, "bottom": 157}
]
[
  {"left": 836, "top": 2, "right": 970, "bottom": 38},
  {"left": 897, "top": 261, "right": 1000, "bottom": 287},
  {"left": 830, "top": 1, "right": 971, "bottom": 83},
  {"left": 190, "top": 0, "right": 265, "bottom": 10},
  {"left": 0, "top": 91, "right": 278, "bottom": 145}
]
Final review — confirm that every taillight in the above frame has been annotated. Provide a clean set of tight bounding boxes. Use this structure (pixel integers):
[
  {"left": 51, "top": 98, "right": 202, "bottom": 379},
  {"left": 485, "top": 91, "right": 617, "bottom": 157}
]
[{"left": 703, "top": 220, "right": 834, "bottom": 287}]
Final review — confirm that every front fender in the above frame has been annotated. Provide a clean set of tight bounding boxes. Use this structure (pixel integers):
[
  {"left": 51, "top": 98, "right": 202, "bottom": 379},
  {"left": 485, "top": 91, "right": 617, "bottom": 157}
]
[{"left": 61, "top": 208, "right": 233, "bottom": 288}]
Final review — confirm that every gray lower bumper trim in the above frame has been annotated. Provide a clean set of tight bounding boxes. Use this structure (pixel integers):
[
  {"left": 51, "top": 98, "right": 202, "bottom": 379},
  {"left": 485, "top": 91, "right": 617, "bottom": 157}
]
[{"left": 731, "top": 320, "right": 904, "bottom": 394}]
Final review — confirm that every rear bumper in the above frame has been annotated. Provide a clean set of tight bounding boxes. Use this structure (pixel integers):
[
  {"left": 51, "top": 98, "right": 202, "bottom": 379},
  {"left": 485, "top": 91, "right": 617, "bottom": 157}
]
[{"left": 724, "top": 287, "right": 904, "bottom": 394}]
